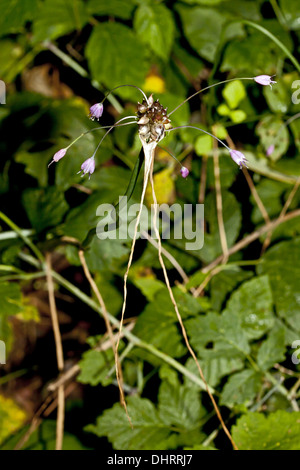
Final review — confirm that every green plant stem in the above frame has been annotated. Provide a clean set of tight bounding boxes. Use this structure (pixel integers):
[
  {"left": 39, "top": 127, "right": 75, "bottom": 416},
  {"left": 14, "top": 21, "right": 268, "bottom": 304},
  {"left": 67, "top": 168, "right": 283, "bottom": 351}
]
[
  {"left": 0, "top": 212, "right": 44, "bottom": 263},
  {"left": 18, "top": 252, "right": 212, "bottom": 393},
  {"left": 242, "top": 20, "right": 300, "bottom": 74},
  {"left": 0, "top": 229, "right": 34, "bottom": 241}
]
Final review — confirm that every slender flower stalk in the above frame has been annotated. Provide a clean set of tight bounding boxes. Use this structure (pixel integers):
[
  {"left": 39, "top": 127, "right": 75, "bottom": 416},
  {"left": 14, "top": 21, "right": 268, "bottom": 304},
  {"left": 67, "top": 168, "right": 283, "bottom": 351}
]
[
  {"left": 168, "top": 75, "right": 274, "bottom": 117},
  {"left": 158, "top": 145, "right": 189, "bottom": 177}
]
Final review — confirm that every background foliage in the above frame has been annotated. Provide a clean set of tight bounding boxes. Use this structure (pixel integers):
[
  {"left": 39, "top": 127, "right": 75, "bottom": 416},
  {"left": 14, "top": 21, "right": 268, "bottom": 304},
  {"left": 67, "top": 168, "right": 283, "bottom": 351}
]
[{"left": 1, "top": 0, "right": 300, "bottom": 451}]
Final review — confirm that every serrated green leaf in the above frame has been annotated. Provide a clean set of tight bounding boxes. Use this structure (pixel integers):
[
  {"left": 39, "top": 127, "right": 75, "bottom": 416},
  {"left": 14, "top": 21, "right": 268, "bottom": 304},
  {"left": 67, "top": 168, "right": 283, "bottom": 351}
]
[
  {"left": 257, "top": 238, "right": 300, "bottom": 332},
  {"left": 210, "top": 267, "right": 253, "bottom": 311},
  {"left": 220, "top": 369, "right": 262, "bottom": 408},
  {"left": 257, "top": 328, "right": 286, "bottom": 371},
  {"left": 224, "top": 275, "right": 274, "bottom": 340},
  {"left": 78, "top": 349, "right": 113, "bottom": 386},
  {"left": 232, "top": 411, "right": 300, "bottom": 450},
  {"left": 86, "top": 396, "right": 174, "bottom": 450}
]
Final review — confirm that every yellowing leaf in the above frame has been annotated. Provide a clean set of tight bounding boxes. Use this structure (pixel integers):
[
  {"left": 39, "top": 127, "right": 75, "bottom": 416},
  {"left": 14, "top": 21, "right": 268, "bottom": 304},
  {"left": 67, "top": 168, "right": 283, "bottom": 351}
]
[
  {"left": 0, "top": 395, "right": 27, "bottom": 445},
  {"left": 145, "top": 168, "right": 175, "bottom": 205}
]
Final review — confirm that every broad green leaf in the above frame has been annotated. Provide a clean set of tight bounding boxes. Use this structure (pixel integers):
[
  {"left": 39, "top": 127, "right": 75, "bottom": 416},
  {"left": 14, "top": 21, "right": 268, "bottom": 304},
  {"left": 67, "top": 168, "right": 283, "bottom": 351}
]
[
  {"left": 22, "top": 187, "right": 69, "bottom": 233},
  {"left": 86, "top": 23, "right": 148, "bottom": 92},
  {"left": 195, "top": 135, "right": 212, "bottom": 155},
  {"left": 86, "top": 396, "right": 175, "bottom": 450},
  {"left": 176, "top": 5, "right": 228, "bottom": 62},
  {"left": 78, "top": 349, "right": 113, "bottom": 386},
  {"left": 232, "top": 411, "right": 300, "bottom": 450},
  {"left": 32, "top": 0, "right": 89, "bottom": 42},
  {"left": 0, "top": 0, "right": 37, "bottom": 37},
  {"left": 134, "top": 3, "right": 175, "bottom": 60},
  {"left": 263, "top": 80, "right": 289, "bottom": 114},
  {"left": 223, "top": 80, "right": 246, "bottom": 109},
  {"left": 221, "top": 20, "right": 292, "bottom": 75},
  {"left": 87, "top": 0, "right": 135, "bottom": 19},
  {"left": 158, "top": 372, "right": 206, "bottom": 447},
  {"left": 0, "top": 39, "right": 24, "bottom": 82},
  {"left": 15, "top": 149, "right": 50, "bottom": 187},
  {"left": 186, "top": 310, "right": 250, "bottom": 360},
  {"left": 133, "top": 278, "right": 165, "bottom": 302},
  {"left": 85, "top": 237, "right": 130, "bottom": 273},
  {"left": 133, "top": 288, "right": 204, "bottom": 365},
  {"left": 185, "top": 356, "right": 244, "bottom": 389},
  {"left": 257, "top": 238, "right": 300, "bottom": 332},
  {"left": 224, "top": 275, "right": 274, "bottom": 340},
  {"left": 257, "top": 328, "right": 286, "bottom": 371},
  {"left": 220, "top": 369, "right": 262, "bottom": 408},
  {"left": 158, "top": 373, "right": 204, "bottom": 430}
]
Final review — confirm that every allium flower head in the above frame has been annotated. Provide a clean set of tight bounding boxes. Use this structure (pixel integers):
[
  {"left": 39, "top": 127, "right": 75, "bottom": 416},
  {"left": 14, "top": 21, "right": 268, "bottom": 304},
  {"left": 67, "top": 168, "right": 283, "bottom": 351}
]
[
  {"left": 266, "top": 144, "right": 275, "bottom": 156},
  {"left": 230, "top": 150, "right": 248, "bottom": 169},
  {"left": 180, "top": 167, "right": 189, "bottom": 178},
  {"left": 254, "top": 75, "right": 277, "bottom": 89},
  {"left": 89, "top": 103, "right": 104, "bottom": 120},
  {"left": 78, "top": 157, "right": 96, "bottom": 179},
  {"left": 48, "top": 148, "right": 67, "bottom": 167}
]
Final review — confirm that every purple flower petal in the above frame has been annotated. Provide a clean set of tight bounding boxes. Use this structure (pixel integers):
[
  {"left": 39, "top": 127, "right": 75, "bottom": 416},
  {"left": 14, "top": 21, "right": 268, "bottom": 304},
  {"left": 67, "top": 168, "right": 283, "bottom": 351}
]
[
  {"left": 78, "top": 157, "right": 96, "bottom": 179},
  {"left": 89, "top": 103, "right": 104, "bottom": 120},
  {"left": 230, "top": 150, "right": 248, "bottom": 169}
]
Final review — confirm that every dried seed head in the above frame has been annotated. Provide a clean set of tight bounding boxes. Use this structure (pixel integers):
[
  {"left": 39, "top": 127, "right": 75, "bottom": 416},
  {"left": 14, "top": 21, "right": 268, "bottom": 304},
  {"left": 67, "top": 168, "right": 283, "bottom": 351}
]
[{"left": 137, "top": 94, "right": 171, "bottom": 145}]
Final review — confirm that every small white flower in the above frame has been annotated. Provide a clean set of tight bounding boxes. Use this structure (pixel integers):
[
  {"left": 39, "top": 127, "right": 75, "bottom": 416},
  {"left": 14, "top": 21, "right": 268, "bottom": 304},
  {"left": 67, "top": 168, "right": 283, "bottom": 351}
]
[{"left": 254, "top": 75, "right": 277, "bottom": 89}]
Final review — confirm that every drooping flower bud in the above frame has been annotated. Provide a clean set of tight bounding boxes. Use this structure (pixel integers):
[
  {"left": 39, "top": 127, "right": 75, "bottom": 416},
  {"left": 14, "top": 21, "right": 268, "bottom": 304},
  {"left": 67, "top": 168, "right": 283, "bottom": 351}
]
[
  {"left": 180, "top": 166, "right": 189, "bottom": 178},
  {"left": 266, "top": 144, "right": 275, "bottom": 156},
  {"left": 254, "top": 75, "right": 277, "bottom": 89},
  {"left": 230, "top": 150, "right": 248, "bottom": 169},
  {"left": 77, "top": 157, "right": 96, "bottom": 179},
  {"left": 89, "top": 103, "right": 104, "bottom": 121},
  {"left": 48, "top": 148, "right": 67, "bottom": 167}
]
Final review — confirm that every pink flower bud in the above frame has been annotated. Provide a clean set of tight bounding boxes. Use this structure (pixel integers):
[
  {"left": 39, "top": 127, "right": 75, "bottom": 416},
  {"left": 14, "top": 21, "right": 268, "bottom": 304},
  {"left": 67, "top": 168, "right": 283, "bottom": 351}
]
[
  {"left": 266, "top": 144, "right": 275, "bottom": 156},
  {"left": 48, "top": 148, "right": 67, "bottom": 167},
  {"left": 230, "top": 150, "right": 248, "bottom": 169},
  {"left": 180, "top": 167, "right": 189, "bottom": 178},
  {"left": 89, "top": 103, "right": 104, "bottom": 120},
  {"left": 254, "top": 75, "right": 277, "bottom": 89}
]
